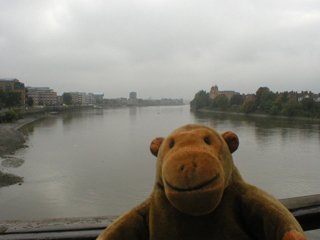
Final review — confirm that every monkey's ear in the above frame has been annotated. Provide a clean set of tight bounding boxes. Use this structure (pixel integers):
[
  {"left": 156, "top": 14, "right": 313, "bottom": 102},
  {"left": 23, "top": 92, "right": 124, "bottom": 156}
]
[
  {"left": 221, "top": 131, "right": 239, "bottom": 154},
  {"left": 150, "top": 137, "right": 164, "bottom": 157}
]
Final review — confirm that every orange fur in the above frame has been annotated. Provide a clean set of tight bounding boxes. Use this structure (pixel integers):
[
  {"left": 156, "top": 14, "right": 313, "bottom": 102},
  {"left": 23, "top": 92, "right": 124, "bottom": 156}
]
[{"left": 97, "top": 124, "right": 306, "bottom": 240}]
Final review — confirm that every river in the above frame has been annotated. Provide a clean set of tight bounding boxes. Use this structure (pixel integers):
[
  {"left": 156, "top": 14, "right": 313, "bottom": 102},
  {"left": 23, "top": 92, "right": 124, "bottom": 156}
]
[{"left": 0, "top": 105, "right": 319, "bottom": 237}]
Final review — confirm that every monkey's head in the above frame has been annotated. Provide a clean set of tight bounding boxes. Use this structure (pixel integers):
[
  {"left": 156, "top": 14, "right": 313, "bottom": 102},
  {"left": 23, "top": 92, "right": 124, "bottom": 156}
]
[{"left": 150, "top": 124, "right": 239, "bottom": 216}]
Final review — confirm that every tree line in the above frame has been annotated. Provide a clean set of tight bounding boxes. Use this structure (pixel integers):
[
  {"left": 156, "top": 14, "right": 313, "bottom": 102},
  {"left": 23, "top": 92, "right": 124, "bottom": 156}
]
[
  {"left": 0, "top": 89, "right": 34, "bottom": 109},
  {"left": 190, "top": 87, "right": 320, "bottom": 118}
]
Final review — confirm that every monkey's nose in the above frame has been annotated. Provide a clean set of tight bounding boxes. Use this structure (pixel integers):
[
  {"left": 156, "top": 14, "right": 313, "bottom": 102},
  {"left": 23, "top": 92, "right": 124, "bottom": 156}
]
[{"left": 180, "top": 163, "right": 197, "bottom": 171}]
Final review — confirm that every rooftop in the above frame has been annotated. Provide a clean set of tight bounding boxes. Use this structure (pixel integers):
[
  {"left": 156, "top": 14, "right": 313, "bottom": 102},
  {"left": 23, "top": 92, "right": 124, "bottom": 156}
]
[{"left": 0, "top": 78, "right": 19, "bottom": 82}]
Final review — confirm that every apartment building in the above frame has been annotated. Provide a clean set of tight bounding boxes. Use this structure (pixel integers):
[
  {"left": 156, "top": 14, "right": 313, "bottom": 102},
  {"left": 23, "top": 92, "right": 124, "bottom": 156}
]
[
  {"left": 0, "top": 78, "right": 26, "bottom": 107},
  {"left": 27, "top": 87, "right": 57, "bottom": 105},
  {"left": 67, "top": 92, "right": 87, "bottom": 105},
  {"left": 86, "top": 93, "right": 104, "bottom": 104}
]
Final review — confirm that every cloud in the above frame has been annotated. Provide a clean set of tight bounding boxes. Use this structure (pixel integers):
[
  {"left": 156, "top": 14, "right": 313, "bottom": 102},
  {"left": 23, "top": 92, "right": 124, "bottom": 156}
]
[{"left": 0, "top": 0, "right": 319, "bottom": 99}]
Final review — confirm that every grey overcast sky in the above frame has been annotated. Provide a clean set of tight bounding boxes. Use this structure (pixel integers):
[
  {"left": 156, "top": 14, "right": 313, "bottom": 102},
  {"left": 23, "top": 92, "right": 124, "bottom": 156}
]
[{"left": 1, "top": 1, "right": 319, "bottom": 99}]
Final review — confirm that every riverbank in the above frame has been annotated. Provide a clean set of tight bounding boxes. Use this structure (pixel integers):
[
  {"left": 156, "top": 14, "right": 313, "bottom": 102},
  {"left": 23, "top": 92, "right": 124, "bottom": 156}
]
[
  {"left": 0, "top": 116, "right": 44, "bottom": 188},
  {"left": 194, "top": 107, "right": 320, "bottom": 122},
  {"left": 0, "top": 117, "right": 43, "bottom": 154},
  {"left": 0, "top": 105, "right": 96, "bottom": 155},
  {"left": 0, "top": 107, "right": 89, "bottom": 188}
]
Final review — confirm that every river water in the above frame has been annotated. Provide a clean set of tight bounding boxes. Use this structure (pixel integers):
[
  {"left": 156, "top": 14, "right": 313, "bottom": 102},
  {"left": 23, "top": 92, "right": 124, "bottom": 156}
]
[{"left": 0, "top": 106, "right": 319, "bottom": 231}]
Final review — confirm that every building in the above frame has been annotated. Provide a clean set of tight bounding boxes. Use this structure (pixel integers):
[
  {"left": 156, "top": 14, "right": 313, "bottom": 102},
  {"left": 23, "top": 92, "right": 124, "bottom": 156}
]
[
  {"left": 57, "top": 95, "right": 63, "bottom": 105},
  {"left": 66, "top": 92, "right": 86, "bottom": 105},
  {"left": 209, "top": 85, "right": 240, "bottom": 100},
  {"left": 86, "top": 93, "right": 104, "bottom": 105},
  {"left": 128, "top": 92, "right": 137, "bottom": 104},
  {"left": 86, "top": 93, "right": 94, "bottom": 105},
  {"left": 129, "top": 92, "right": 137, "bottom": 101},
  {"left": 243, "top": 93, "right": 255, "bottom": 100},
  {"left": 288, "top": 91, "right": 320, "bottom": 103},
  {"left": 288, "top": 91, "right": 299, "bottom": 101},
  {"left": 27, "top": 87, "right": 57, "bottom": 106},
  {"left": 0, "top": 78, "right": 26, "bottom": 107}
]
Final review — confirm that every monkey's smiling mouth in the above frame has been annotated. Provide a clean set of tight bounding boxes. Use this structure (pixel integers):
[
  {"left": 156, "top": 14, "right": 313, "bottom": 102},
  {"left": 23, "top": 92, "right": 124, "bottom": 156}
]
[{"left": 165, "top": 173, "right": 220, "bottom": 192}]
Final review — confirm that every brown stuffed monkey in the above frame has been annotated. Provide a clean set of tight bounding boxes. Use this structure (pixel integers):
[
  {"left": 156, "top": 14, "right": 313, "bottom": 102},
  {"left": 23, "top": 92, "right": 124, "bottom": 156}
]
[{"left": 97, "top": 124, "right": 306, "bottom": 240}]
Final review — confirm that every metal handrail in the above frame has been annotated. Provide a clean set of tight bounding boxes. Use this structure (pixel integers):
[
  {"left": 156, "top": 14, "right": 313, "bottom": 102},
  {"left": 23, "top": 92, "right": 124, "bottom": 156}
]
[{"left": 1, "top": 194, "right": 319, "bottom": 240}]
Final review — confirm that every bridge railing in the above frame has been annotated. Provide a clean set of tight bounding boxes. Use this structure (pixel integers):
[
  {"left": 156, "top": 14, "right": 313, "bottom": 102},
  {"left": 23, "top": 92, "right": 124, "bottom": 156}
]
[
  {"left": 1, "top": 194, "right": 319, "bottom": 240},
  {"left": 279, "top": 194, "right": 320, "bottom": 231}
]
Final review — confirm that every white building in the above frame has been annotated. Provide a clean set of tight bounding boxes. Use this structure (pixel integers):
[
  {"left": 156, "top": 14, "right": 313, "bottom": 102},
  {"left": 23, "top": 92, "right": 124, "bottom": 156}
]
[{"left": 86, "top": 93, "right": 104, "bottom": 104}]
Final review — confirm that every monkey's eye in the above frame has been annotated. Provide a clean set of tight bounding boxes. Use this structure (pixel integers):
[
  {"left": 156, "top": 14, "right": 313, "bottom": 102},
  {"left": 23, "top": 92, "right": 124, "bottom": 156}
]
[
  {"left": 204, "top": 137, "right": 211, "bottom": 145},
  {"left": 169, "top": 140, "right": 175, "bottom": 148}
]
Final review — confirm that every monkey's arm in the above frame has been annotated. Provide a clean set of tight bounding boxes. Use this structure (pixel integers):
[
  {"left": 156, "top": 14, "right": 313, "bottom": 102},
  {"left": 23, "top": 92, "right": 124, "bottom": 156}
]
[
  {"left": 240, "top": 185, "right": 306, "bottom": 240},
  {"left": 97, "top": 199, "right": 150, "bottom": 240}
]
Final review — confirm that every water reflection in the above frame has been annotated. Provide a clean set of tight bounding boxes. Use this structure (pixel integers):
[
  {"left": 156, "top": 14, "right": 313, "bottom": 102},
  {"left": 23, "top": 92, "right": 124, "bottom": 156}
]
[
  {"left": 129, "top": 106, "right": 137, "bottom": 116},
  {"left": 192, "top": 110, "right": 319, "bottom": 130},
  {"left": 191, "top": 110, "right": 320, "bottom": 145},
  {"left": 191, "top": 109, "right": 320, "bottom": 200},
  {"left": 62, "top": 112, "right": 75, "bottom": 125}
]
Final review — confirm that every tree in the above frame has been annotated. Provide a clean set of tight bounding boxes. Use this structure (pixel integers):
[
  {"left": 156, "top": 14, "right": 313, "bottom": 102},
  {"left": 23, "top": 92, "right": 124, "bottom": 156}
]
[
  {"left": 6, "top": 91, "right": 21, "bottom": 107},
  {"left": 0, "top": 89, "right": 7, "bottom": 102},
  {"left": 230, "top": 94, "right": 244, "bottom": 106},
  {"left": 62, "top": 93, "right": 73, "bottom": 105},
  {"left": 255, "top": 87, "right": 277, "bottom": 111},
  {"left": 255, "top": 87, "right": 269, "bottom": 109},
  {"left": 0, "top": 89, "right": 6, "bottom": 108},
  {"left": 215, "top": 94, "right": 229, "bottom": 110},
  {"left": 240, "top": 99, "right": 256, "bottom": 114},
  {"left": 272, "top": 92, "right": 289, "bottom": 114},
  {"left": 300, "top": 97, "right": 314, "bottom": 111},
  {"left": 27, "top": 97, "right": 34, "bottom": 107},
  {"left": 190, "top": 90, "right": 210, "bottom": 109},
  {"left": 5, "top": 109, "right": 18, "bottom": 121},
  {"left": 277, "top": 92, "right": 289, "bottom": 104},
  {"left": 269, "top": 105, "right": 281, "bottom": 115},
  {"left": 282, "top": 100, "right": 299, "bottom": 116},
  {"left": 262, "top": 91, "right": 277, "bottom": 113}
]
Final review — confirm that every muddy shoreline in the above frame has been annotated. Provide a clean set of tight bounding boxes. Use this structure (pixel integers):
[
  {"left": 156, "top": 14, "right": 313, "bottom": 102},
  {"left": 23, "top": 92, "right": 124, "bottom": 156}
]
[{"left": 0, "top": 117, "right": 42, "bottom": 188}]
